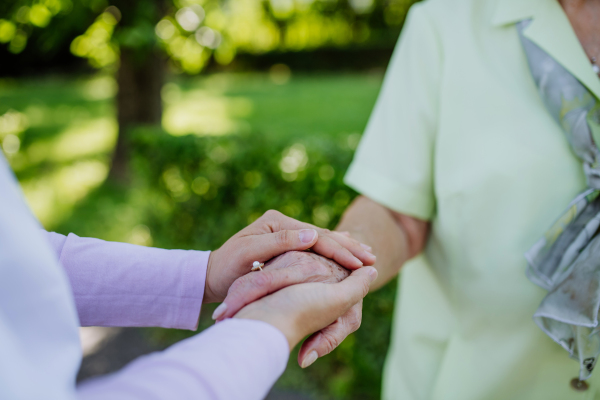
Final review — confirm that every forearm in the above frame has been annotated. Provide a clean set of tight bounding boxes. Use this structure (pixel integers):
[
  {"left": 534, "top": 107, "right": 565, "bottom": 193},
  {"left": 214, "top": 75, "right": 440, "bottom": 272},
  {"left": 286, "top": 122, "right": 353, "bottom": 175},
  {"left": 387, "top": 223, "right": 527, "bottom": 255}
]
[
  {"left": 43, "top": 231, "right": 208, "bottom": 329},
  {"left": 336, "top": 196, "right": 427, "bottom": 290},
  {"left": 77, "top": 319, "right": 289, "bottom": 400}
]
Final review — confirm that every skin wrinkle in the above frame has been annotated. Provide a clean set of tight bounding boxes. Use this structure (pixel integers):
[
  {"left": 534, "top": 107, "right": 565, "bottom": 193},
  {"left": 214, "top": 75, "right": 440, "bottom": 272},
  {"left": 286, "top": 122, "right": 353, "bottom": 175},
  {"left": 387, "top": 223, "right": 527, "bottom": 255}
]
[
  {"left": 208, "top": 209, "right": 373, "bottom": 304},
  {"left": 233, "top": 267, "right": 375, "bottom": 352},
  {"left": 221, "top": 203, "right": 398, "bottom": 363},
  {"left": 264, "top": 252, "right": 350, "bottom": 284},
  {"left": 230, "top": 251, "right": 360, "bottom": 361},
  {"left": 223, "top": 251, "right": 350, "bottom": 318}
]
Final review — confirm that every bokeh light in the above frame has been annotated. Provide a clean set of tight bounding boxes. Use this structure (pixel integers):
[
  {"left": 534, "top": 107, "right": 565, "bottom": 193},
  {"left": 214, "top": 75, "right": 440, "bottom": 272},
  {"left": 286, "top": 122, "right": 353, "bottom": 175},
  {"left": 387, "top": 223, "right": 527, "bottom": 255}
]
[
  {"left": 0, "top": 0, "right": 415, "bottom": 392},
  {"left": 70, "top": 10, "right": 119, "bottom": 68},
  {"left": 175, "top": 6, "right": 204, "bottom": 32}
]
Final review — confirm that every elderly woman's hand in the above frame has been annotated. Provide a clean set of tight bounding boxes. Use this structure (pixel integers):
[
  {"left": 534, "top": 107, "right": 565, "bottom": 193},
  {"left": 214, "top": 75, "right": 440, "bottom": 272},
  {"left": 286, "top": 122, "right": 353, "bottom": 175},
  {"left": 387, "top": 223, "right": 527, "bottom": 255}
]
[
  {"left": 204, "top": 210, "right": 375, "bottom": 304},
  {"left": 233, "top": 265, "right": 378, "bottom": 364},
  {"left": 216, "top": 250, "right": 377, "bottom": 367}
]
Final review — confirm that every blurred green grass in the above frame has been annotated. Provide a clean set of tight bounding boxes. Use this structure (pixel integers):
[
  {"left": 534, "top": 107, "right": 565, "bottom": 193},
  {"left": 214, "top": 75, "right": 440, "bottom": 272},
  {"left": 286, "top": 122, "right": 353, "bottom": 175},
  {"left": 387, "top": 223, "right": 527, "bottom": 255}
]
[{"left": 1, "top": 71, "right": 397, "bottom": 400}]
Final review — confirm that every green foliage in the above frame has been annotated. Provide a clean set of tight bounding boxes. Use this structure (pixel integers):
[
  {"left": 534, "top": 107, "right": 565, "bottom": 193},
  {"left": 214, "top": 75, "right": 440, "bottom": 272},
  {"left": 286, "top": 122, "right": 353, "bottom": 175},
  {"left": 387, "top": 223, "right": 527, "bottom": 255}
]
[
  {"left": 52, "top": 120, "right": 397, "bottom": 399},
  {"left": 126, "top": 128, "right": 397, "bottom": 399},
  {"left": 132, "top": 128, "right": 358, "bottom": 248},
  {"left": 1, "top": 0, "right": 420, "bottom": 74},
  {"left": 4, "top": 72, "right": 396, "bottom": 399},
  {"left": 0, "top": 0, "right": 75, "bottom": 53}
]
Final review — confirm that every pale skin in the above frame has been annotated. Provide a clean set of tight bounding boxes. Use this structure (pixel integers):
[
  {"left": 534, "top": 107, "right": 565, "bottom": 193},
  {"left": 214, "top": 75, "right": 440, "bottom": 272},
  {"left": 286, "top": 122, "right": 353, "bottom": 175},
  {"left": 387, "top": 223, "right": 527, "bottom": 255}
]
[
  {"left": 235, "top": 265, "right": 378, "bottom": 351},
  {"left": 220, "top": 199, "right": 429, "bottom": 367},
  {"left": 220, "top": 251, "right": 366, "bottom": 367},
  {"left": 201, "top": 209, "right": 377, "bottom": 368},
  {"left": 204, "top": 209, "right": 376, "bottom": 304}
]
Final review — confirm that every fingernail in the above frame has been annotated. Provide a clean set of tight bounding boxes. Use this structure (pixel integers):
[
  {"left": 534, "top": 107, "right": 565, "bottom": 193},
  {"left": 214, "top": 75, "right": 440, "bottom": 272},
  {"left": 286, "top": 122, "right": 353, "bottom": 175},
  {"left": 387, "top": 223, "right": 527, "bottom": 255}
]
[
  {"left": 299, "top": 229, "right": 317, "bottom": 244},
  {"left": 212, "top": 303, "right": 228, "bottom": 320},
  {"left": 301, "top": 351, "right": 318, "bottom": 368},
  {"left": 360, "top": 243, "right": 372, "bottom": 252},
  {"left": 367, "top": 267, "right": 378, "bottom": 282}
]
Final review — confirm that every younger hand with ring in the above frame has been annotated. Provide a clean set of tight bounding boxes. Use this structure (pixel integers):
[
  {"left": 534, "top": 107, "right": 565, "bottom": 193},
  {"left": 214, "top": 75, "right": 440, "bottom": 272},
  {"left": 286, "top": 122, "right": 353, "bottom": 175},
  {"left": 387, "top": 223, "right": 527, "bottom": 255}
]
[{"left": 204, "top": 209, "right": 376, "bottom": 314}]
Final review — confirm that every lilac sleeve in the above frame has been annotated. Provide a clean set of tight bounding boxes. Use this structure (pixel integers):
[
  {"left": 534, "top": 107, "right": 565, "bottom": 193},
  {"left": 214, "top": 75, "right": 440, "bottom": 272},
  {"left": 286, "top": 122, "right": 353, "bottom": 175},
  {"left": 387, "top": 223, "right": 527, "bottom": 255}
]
[
  {"left": 76, "top": 319, "right": 290, "bottom": 400},
  {"left": 43, "top": 231, "right": 209, "bottom": 330}
]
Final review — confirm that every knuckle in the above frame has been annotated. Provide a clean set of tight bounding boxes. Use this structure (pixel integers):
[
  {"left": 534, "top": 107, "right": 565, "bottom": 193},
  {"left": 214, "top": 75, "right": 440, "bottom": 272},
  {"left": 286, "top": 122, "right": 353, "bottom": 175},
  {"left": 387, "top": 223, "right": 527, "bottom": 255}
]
[
  {"left": 267, "top": 251, "right": 301, "bottom": 271},
  {"left": 321, "top": 332, "right": 341, "bottom": 353},
  {"left": 276, "top": 230, "right": 294, "bottom": 247},
  {"left": 299, "top": 251, "right": 318, "bottom": 262},
  {"left": 264, "top": 209, "right": 282, "bottom": 220},
  {"left": 227, "top": 277, "right": 245, "bottom": 295},
  {"left": 303, "top": 260, "right": 324, "bottom": 276},
  {"left": 324, "top": 261, "right": 347, "bottom": 283},
  {"left": 351, "top": 238, "right": 362, "bottom": 248},
  {"left": 291, "top": 251, "right": 317, "bottom": 268},
  {"left": 301, "top": 259, "right": 334, "bottom": 282},
  {"left": 251, "top": 271, "right": 274, "bottom": 289}
]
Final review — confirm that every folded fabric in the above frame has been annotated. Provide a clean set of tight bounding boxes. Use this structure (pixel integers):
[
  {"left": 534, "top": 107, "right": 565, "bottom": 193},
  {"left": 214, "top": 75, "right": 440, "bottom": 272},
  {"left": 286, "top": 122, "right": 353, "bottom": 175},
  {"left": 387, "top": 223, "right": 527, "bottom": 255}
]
[{"left": 518, "top": 19, "right": 600, "bottom": 381}]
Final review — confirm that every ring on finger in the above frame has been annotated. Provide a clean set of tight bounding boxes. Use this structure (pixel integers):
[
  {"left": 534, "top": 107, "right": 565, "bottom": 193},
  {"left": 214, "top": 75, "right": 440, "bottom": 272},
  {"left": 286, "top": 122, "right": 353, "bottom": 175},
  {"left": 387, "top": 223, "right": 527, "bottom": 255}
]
[{"left": 251, "top": 261, "right": 264, "bottom": 271}]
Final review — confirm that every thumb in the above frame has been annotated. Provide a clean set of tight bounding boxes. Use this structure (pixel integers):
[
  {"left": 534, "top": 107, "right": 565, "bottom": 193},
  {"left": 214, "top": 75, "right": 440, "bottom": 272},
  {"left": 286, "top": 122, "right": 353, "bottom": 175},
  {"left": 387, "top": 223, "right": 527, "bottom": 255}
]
[
  {"left": 296, "top": 267, "right": 377, "bottom": 344},
  {"left": 241, "top": 229, "right": 318, "bottom": 265}
]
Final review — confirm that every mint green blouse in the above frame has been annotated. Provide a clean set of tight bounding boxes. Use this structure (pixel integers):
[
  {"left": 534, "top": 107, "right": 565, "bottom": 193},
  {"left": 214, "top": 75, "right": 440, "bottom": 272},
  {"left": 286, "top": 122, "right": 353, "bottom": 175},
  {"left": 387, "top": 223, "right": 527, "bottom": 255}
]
[{"left": 345, "top": 0, "right": 600, "bottom": 398}]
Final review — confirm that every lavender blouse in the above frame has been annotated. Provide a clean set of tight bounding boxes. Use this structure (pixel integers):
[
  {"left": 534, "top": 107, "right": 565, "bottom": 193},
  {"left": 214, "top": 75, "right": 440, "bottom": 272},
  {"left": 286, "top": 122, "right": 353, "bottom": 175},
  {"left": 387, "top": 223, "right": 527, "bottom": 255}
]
[{"left": 0, "top": 153, "right": 289, "bottom": 400}]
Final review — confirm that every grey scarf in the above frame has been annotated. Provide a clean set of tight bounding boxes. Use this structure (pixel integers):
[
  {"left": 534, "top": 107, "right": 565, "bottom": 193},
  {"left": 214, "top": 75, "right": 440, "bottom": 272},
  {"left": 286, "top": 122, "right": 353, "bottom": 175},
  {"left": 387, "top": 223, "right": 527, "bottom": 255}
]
[{"left": 517, "top": 19, "right": 600, "bottom": 381}]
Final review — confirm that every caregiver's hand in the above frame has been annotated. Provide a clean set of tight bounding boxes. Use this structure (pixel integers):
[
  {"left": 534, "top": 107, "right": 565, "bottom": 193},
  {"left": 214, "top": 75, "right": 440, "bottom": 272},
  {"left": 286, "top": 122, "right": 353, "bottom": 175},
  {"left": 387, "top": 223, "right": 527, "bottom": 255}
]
[
  {"left": 204, "top": 210, "right": 375, "bottom": 304},
  {"left": 218, "top": 251, "right": 374, "bottom": 367},
  {"left": 234, "top": 266, "right": 378, "bottom": 356}
]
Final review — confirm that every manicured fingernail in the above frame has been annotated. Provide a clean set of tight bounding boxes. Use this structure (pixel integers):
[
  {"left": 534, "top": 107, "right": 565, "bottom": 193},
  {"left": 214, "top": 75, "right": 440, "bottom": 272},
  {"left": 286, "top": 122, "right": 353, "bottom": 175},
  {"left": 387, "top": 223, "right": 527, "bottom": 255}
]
[
  {"left": 299, "top": 229, "right": 317, "bottom": 244},
  {"left": 212, "top": 303, "right": 228, "bottom": 320},
  {"left": 301, "top": 351, "right": 318, "bottom": 368},
  {"left": 360, "top": 243, "right": 372, "bottom": 252},
  {"left": 367, "top": 267, "right": 378, "bottom": 282}
]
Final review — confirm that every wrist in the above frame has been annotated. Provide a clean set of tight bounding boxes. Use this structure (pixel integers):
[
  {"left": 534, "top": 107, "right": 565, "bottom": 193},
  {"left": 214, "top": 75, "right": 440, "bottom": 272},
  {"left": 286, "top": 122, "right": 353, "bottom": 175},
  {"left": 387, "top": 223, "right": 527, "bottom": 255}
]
[
  {"left": 234, "top": 305, "right": 300, "bottom": 350},
  {"left": 204, "top": 251, "right": 220, "bottom": 303}
]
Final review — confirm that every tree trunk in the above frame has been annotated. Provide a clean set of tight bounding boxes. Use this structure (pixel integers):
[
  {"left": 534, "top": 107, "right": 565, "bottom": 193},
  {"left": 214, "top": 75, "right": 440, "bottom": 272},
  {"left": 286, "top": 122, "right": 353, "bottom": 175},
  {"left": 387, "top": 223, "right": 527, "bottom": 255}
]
[{"left": 110, "top": 48, "right": 165, "bottom": 183}]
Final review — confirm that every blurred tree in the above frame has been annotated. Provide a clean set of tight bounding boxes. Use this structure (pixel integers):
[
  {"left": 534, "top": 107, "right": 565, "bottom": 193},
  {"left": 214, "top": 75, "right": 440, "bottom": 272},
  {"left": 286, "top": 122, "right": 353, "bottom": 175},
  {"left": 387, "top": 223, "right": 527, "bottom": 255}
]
[
  {"left": 0, "top": 0, "right": 418, "bottom": 181},
  {"left": 80, "top": 1, "right": 169, "bottom": 182}
]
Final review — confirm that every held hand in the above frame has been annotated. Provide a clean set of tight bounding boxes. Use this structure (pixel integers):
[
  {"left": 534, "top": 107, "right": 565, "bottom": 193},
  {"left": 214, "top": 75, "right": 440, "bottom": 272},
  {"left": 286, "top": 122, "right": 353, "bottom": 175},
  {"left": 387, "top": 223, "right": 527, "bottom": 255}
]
[
  {"left": 233, "top": 266, "right": 378, "bottom": 356},
  {"left": 204, "top": 210, "right": 375, "bottom": 304},
  {"left": 216, "top": 251, "right": 377, "bottom": 367}
]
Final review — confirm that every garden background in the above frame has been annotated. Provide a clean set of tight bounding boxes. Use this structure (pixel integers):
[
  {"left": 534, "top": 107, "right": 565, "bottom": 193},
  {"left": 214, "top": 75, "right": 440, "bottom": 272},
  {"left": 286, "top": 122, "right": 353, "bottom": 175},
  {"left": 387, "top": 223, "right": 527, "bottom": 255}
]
[{"left": 0, "top": 0, "right": 419, "bottom": 398}]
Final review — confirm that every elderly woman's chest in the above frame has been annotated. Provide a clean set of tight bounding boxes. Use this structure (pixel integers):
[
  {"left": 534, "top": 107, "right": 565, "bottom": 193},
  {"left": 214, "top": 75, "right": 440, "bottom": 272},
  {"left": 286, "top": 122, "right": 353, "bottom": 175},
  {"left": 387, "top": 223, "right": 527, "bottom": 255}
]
[
  {"left": 433, "top": 44, "right": 587, "bottom": 214},
  {"left": 428, "top": 49, "right": 590, "bottom": 273}
]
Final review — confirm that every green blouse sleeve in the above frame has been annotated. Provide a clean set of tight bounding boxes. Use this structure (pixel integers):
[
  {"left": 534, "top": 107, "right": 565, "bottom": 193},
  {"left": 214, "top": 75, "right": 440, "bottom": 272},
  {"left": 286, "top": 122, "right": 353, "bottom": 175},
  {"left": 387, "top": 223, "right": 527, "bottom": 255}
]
[{"left": 344, "top": 3, "right": 442, "bottom": 221}]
